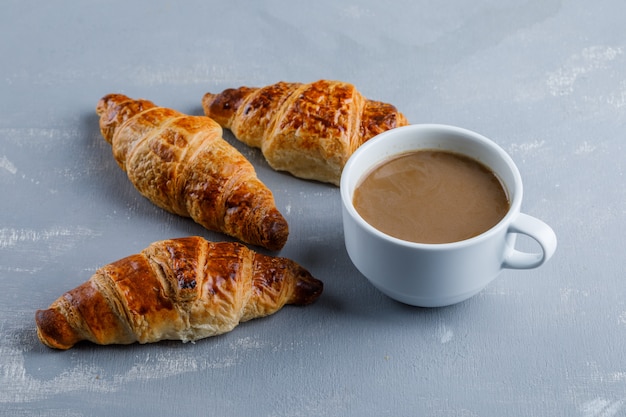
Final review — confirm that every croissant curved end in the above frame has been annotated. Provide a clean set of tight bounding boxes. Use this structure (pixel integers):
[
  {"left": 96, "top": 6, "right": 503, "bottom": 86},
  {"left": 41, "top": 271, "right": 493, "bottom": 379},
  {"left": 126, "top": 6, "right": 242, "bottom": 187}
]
[
  {"left": 202, "top": 92, "right": 216, "bottom": 104},
  {"left": 260, "top": 209, "right": 290, "bottom": 251},
  {"left": 95, "top": 93, "right": 133, "bottom": 145},
  {"left": 290, "top": 266, "right": 324, "bottom": 306},
  {"left": 35, "top": 308, "right": 81, "bottom": 350},
  {"left": 202, "top": 88, "right": 255, "bottom": 127}
]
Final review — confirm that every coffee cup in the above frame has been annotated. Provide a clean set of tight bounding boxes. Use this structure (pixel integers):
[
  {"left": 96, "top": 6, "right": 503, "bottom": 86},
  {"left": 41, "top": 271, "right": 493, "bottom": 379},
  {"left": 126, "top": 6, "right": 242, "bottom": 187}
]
[{"left": 340, "top": 124, "right": 557, "bottom": 307}]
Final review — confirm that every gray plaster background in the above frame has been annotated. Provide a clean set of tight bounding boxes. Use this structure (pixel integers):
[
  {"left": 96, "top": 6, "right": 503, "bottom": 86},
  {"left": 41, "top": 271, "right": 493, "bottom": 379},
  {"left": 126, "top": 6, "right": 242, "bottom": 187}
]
[{"left": 1, "top": 1, "right": 625, "bottom": 416}]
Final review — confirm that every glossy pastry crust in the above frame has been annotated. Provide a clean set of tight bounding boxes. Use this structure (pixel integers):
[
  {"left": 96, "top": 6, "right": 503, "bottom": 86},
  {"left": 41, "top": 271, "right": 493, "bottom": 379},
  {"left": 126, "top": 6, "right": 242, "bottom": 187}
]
[
  {"left": 35, "top": 237, "right": 323, "bottom": 349},
  {"left": 96, "top": 94, "right": 289, "bottom": 250},
  {"left": 202, "top": 80, "right": 408, "bottom": 185}
]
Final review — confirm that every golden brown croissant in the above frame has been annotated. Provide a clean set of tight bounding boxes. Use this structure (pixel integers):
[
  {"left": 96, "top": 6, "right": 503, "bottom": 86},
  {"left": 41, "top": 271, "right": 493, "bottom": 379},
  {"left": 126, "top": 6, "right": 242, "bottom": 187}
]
[
  {"left": 96, "top": 94, "right": 289, "bottom": 251},
  {"left": 35, "top": 237, "right": 323, "bottom": 350},
  {"left": 202, "top": 79, "right": 409, "bottom": 185}
]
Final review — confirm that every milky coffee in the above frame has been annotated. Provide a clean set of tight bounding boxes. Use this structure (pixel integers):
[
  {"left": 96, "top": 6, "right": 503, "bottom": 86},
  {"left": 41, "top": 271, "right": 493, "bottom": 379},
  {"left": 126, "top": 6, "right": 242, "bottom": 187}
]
[{"left": 353, "top": 149, "right": 510, "bottom": 244}]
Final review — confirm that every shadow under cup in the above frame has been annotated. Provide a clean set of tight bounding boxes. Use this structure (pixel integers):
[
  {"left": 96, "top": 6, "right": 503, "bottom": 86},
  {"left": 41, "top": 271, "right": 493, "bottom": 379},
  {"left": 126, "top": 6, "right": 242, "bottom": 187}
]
[{"left": 340, "top": 124, "right": 557, "bottom": 307}]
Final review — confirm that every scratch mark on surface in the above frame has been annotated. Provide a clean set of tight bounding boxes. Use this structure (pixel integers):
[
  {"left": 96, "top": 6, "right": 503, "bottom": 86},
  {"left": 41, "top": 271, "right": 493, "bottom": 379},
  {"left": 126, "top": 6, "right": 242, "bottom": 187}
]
[
  {"left": 0, "top": 329, "right": 277, "bottom": 404},
  {"left": 546, "top": 46, "right": 623, "bottom": 97},
  {"left": 128, "top": 63, "right": 243, "bottom": 86},
  {"left": 0, "top": 339, "right": 243, "bottom": 404},
  {"left": 0, "top": 127, "right": 81, "bottom": 143},
  {"left": 559, "top": 288, "right": 590, "bottom": 302},
  {"left": 608, "top": 372, "right": 626, "bottom": 382},
  {"left": 508, "top": 139, "right": 546, "bottom": 155},
  {"left": 0, "top": 226, "right": 99, "bottom": 249},
  {"left": 606, "top": 80, "right": 626, "bottom": 109},
  {"left": 581, "top": 397, "right": 624, "bottom": 417},
  {"left": 0, "top": 155, "right": 17, "bottom": 174},
  {"left": 339, "top": 5, "right": 372, "bottom": 19},
  {"left": 437, "top": 324, "right": 454, "bottom": 344},
  {"left": 0, "top": 265, "right": 43, "bottom": 274},
  {"left": 231, "top": 336, "right": 267, "bottom": 350},
  {"left": 575, "top": 141, "right": 597, "bottom": 155}
]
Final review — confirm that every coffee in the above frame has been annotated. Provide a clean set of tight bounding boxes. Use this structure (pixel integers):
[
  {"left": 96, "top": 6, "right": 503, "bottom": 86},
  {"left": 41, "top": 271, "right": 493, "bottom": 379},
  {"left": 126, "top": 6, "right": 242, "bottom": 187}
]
[{"left": 353, "top": 149, "right": 509, "bottom": 244}]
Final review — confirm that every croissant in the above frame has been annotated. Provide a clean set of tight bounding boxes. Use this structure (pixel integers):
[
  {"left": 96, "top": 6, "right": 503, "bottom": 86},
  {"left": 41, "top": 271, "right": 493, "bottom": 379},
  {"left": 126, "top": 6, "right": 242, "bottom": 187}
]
[
  {"left": 35, "top": 237, "right": 323, "bottom": 350},
  {"left": 96, "top": 94, "right": 288, "bottom": 251},
  {"left": 202, "top": 79, "right": 408, "bottom": 185}
]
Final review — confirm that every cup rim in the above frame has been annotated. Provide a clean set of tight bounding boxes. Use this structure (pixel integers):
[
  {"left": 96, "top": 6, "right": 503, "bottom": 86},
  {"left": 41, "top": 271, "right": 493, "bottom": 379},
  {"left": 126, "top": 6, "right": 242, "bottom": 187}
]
[{"left": 340, "top": 123, "right": 524, "bottom": 250}]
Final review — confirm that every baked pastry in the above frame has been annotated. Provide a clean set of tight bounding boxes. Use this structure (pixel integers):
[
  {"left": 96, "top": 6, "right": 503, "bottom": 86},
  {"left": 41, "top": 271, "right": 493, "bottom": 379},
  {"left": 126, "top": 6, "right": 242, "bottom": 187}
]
[
  {"left": 35, "top": 237, "right": 323, "bottom": 349},
  {"left": 96, "top": 94, "right": 288, "bottom": 251},
  {"left": 202, "top": 79, "right": 408, "bottom": 185}
]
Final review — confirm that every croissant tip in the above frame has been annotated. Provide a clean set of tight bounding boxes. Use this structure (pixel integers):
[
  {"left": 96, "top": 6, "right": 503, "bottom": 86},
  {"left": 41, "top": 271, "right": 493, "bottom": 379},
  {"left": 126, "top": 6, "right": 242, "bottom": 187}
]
[
  {"left": 259, "top": 210, "right": 289, "bottom": 251},
  {"left": 95, "top": 93, "right": 128, "bottom": 115},
  {"left": 35, "top": 308, "right": 79, "bottom": 350},
  {"left": 292, "top": 269, "right": 324, "bottom": 306},
  {"left": 201, "top": 92, "right": 216, "bottom": 110}
]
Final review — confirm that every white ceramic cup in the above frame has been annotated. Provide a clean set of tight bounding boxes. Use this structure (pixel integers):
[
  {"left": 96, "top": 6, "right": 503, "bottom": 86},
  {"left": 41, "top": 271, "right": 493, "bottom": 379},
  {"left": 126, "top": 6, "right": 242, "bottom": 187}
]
[{"left": 340, "top": 124, "right": 557, "bottom": 307}]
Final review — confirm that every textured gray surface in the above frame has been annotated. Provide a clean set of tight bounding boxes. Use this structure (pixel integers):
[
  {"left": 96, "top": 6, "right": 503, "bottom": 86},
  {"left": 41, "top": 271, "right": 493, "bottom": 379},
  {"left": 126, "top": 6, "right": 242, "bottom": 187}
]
[{"left": 1, "top": 1, "right": 625, "bottom": 416}]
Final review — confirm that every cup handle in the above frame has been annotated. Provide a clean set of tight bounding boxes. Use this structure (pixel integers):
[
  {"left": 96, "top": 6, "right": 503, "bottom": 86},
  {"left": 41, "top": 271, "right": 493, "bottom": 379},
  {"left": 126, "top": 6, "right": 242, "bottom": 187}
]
[{"left": 502, "top": 213, "right": 557, "bottom": 269}]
